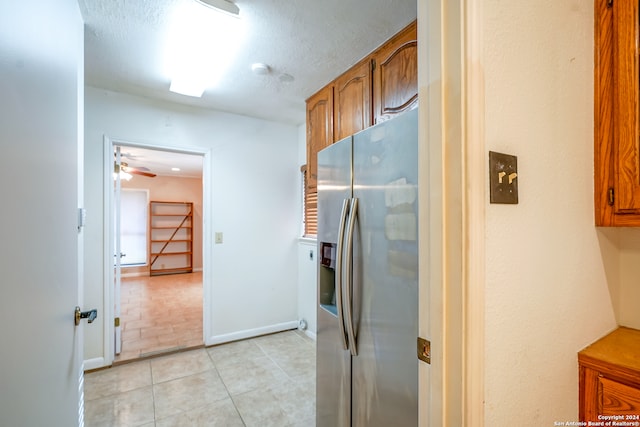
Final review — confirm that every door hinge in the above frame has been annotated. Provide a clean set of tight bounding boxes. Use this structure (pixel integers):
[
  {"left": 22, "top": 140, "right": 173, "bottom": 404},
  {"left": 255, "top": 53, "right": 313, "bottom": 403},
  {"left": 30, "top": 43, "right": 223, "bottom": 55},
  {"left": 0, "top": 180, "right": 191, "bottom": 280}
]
[
  {"left": 608, "top": 187, "right": 615, "bottom": 206},
  {"left": 114, "top": 317, "right": 120, "bottom": 327},
  {"left": 417, "top": 337, "right": 431, "bottom": 364},
  {"left": 607, "top": 0, "right": 613, "bottom": 8}
]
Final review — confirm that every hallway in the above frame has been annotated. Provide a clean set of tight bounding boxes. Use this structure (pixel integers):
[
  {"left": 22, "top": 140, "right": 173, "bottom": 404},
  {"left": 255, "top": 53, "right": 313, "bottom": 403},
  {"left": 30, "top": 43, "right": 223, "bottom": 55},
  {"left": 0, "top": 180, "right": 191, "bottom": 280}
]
[
  {"left": 85, "top": 330, "right": 316, "bottom": 426},
  {"left": 117, "top": 272, "right": 203, "bottom": 362}
]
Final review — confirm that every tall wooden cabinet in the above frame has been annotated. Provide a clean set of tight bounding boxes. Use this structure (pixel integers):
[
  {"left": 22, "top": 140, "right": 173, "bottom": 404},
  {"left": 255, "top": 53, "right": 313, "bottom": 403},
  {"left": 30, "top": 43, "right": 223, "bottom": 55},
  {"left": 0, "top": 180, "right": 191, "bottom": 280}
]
[
  {"left": 595, "top": 0, "right": 640, "bottom": 226},
  {"left": 304, "top": 20, "right": 418, "bottom": 236},
  {"left": 149, "top": 201, "right": 193, "bottom": 276}
]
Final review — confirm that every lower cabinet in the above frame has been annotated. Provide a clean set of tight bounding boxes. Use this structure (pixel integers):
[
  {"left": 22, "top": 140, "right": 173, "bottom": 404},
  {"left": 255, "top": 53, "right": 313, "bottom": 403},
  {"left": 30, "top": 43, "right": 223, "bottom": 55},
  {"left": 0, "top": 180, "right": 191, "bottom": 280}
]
[{"left": 579, "top": 327, "right": 640, "bottom": 422}]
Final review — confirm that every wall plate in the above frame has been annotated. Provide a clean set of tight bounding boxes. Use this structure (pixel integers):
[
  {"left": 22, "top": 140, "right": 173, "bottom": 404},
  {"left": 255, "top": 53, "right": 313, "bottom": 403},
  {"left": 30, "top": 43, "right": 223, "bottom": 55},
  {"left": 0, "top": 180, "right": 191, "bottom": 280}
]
[{"left": 489, "top": 151, "right": 518, "bottom": 204}]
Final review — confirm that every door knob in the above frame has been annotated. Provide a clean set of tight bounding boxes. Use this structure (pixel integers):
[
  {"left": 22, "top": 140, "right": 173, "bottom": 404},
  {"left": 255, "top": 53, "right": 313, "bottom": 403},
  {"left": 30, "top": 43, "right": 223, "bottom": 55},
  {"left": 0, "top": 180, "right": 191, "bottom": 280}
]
[{"left": 74, "top": 306, "right": 98, "bottom": 326}]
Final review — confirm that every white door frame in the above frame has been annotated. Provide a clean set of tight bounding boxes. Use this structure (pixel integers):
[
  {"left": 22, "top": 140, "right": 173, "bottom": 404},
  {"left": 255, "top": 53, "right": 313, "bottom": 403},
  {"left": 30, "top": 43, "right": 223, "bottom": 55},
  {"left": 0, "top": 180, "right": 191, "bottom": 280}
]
[
  {"left": 113, "top": 146, "right": 123, "bottom": 355},
  {"left": 102, "top": 136, "right": 212, "bottom": 365},
  {"left": 418, "top": 0, "right": 485, "bottom": 425}
]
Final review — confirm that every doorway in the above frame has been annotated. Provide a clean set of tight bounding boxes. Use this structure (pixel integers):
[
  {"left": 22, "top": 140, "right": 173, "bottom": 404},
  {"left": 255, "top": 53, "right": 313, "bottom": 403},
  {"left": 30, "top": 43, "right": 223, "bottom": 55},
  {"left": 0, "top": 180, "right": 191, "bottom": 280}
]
[{"left": 106, "top": 139, "right": 209, "bottom": 364}]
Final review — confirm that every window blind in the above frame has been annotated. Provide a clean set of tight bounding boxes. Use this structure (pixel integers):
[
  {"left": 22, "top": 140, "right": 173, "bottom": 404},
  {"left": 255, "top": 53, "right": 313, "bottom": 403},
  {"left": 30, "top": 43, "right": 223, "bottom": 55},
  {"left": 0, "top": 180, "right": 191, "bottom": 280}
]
[{"left": 301, "top": 165, "right": 317, "bottom": 237}]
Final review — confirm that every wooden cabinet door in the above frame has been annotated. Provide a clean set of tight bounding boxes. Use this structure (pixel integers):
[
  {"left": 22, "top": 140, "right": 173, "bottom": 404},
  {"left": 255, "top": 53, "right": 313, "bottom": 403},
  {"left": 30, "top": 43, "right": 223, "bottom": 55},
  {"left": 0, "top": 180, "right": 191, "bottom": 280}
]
[
  {"left": 372, "top": 20, "right": 418, "bottom": 124},
  {"left": 595, "top": 0, "right": 640, "bottom": 225},
  {"left": 334, "top": 59, "right": 372, "bottom": 141},
  {"left": 613, "top": 0, "right": 640, "bottom": 214},
  {"left": 306, "top": 84, "right": 334, "bottom": 191}
]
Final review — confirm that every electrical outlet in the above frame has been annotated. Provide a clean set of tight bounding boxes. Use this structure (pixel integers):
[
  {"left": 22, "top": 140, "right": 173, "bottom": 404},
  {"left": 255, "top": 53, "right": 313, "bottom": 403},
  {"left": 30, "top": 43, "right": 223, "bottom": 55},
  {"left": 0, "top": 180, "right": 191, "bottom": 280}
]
[{"left": 489, "top": 151, "right": 518, "bottom": 204}]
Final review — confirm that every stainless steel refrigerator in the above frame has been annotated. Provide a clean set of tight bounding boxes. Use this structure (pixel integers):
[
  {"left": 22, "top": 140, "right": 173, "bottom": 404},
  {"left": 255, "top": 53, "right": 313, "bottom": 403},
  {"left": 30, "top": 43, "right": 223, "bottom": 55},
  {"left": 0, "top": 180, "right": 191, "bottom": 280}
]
[{"left": 316, "top": 108, "right": 418, "bottom": 427}]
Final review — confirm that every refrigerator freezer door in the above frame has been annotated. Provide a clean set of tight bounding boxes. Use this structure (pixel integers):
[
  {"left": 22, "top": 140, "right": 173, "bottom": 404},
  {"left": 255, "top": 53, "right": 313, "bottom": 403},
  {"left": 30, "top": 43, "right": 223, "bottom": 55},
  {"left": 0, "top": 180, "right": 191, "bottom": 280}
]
[
  {"left": 351, "top": 109, "right": 419, "bottom": 427},
  {"left": 316, "top": 136, "right": 353, "bottom": 427}
]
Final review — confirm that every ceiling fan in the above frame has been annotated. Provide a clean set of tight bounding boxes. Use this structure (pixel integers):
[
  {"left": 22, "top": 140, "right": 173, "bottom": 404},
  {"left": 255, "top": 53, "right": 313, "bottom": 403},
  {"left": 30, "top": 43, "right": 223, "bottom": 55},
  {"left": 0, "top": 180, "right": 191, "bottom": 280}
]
[
  {"left": 120, "top": 162, "right": 156, "bottom": 178},
  {"left": 114, "top": 152, "right": 157, "bottom": 179}
]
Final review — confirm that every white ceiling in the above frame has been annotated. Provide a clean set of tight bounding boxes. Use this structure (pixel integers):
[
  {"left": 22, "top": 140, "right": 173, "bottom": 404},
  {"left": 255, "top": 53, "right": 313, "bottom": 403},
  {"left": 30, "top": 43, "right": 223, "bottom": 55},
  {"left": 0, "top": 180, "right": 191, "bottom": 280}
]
[
  {"left": 117, "top": 146, "right": 204, "bottom": 179},
  {"left": 81, "top": 0, "right": 417, "bottom": 177}
]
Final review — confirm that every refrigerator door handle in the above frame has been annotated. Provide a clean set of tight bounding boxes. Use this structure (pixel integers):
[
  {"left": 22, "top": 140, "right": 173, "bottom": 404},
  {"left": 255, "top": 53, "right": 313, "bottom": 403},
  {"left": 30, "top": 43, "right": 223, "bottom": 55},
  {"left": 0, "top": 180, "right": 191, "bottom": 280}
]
[
  {"left": 343, "top": 197, "right": 359, "bottom": 357},
  {"left": 335, "top": 198, "right": 350, "bottom": 351}
]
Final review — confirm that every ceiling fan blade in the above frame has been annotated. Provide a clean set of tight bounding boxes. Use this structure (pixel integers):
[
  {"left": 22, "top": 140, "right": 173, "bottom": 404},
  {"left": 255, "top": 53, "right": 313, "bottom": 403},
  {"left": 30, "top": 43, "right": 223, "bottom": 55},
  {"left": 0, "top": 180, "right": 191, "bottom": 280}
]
[{"left": 128, "top": 168, "right": 156, "bottom": 178}]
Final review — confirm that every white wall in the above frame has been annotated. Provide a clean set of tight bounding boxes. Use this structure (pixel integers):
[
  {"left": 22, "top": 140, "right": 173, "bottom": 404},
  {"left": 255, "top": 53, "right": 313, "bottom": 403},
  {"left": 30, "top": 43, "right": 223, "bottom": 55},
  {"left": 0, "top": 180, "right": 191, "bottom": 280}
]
[
  {"left": 481, "top": 0, "right": 618, "bottom": 424},
  {"left": 84, "top": 87, "right": 300, "bottom": 363},
  {"left": 295, "top": 122, "right": 318, "bottom": 338},
  {"left": 298, "top": 240, "right": 318, "bottom": 337}
]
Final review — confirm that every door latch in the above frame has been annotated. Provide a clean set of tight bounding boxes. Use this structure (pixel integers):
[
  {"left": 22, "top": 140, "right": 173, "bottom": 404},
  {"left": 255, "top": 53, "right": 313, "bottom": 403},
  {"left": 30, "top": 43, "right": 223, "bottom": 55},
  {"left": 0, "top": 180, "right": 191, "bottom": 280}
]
[{"left": 74, "top": 306, "right": 98, "bottom": 326}]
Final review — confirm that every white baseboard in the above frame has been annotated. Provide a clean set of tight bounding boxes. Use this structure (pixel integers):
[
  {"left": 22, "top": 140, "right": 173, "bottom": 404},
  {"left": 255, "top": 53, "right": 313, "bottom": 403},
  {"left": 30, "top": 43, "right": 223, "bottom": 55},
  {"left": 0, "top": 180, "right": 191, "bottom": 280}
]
[
  {"left": 206, "top": 321, "right": 298, "bottom": 346},
  {"left": 121, "top": 268, "right": 203, "bottom": 278},
  {"left": 83, "top": 357, "right": 106, "bottom": 371},
  {"left": 84, "top": 320, "right": 300, "bottom": 369},
  {"left": 304, "top": 329, "right": 317, "bottom": 341}
]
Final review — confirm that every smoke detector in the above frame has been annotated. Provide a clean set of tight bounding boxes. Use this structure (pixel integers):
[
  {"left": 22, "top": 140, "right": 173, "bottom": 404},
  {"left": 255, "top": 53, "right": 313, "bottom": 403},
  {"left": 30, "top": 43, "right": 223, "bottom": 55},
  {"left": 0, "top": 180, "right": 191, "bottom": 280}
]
[{"left": 251, "top": 63, "right": 271, "bottom": 75}]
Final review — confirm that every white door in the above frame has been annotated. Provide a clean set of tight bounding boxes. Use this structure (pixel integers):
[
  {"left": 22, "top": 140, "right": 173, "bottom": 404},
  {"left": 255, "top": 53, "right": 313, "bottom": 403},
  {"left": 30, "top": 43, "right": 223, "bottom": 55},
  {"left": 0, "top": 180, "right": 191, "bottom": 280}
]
[{"left": 0, "top": 0, "right": 84, "bottom": 426}]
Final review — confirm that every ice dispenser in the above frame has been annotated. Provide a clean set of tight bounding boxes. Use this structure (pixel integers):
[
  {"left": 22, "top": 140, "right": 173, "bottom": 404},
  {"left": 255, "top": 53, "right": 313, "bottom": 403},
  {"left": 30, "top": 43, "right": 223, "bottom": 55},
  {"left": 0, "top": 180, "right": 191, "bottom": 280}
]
[{"left": 319, "top": 241, "right": 337, "bottom": 316}]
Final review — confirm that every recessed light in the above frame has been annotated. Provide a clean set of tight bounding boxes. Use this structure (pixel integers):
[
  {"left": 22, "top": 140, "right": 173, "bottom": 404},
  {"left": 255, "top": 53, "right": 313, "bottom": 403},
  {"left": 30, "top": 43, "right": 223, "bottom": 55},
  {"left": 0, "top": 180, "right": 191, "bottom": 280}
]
[{"left": 172, "top": 167, "right": 181, "bottom": 172}]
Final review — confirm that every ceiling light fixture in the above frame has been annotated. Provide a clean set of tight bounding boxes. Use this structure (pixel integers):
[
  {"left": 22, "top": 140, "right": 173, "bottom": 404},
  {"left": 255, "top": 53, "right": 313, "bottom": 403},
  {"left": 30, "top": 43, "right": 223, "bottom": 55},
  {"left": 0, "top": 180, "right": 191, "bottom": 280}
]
[
  {"left": 193, "top": 0, "right": 239, "bottom": 16},
  {"left": 113, "top": 170, "right": 133, "bottom": 181},
  {"left": 166, "top": 0, "right": 244, "bottom": 97}
]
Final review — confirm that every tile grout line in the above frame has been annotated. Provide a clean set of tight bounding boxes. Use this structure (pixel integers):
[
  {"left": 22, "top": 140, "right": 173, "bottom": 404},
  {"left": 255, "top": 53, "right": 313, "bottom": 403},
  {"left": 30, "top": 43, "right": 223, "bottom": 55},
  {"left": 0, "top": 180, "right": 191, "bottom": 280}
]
[{"left": 205, "top": 347, "right": 249, "bottom": 427}]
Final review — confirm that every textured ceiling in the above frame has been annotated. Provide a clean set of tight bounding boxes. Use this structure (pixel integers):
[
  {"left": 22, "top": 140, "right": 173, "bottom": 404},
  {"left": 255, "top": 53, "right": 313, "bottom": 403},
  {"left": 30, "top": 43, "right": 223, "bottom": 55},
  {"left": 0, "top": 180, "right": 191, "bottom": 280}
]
[{"left": 79, "top": 0, "right": 417, "bottom": 127}]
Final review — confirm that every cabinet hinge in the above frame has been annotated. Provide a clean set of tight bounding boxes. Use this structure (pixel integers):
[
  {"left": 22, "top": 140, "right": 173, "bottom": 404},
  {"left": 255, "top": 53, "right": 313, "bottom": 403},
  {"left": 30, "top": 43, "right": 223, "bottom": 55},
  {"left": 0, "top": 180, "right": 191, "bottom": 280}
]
[
  {"left": 371, "top": 59, "right": 376, "bottom": 72},
  {"left": 608, "top": 187, "right": 615, "bottom": 206},
  {"left": 607, "top": 0, "right": 613, "bottom": 8},
  {"left": 114, "top": 317, "right": 120, "bottom": 327},
  {"left": 417, "top": 337, "right": 431, "bottom": 364}
]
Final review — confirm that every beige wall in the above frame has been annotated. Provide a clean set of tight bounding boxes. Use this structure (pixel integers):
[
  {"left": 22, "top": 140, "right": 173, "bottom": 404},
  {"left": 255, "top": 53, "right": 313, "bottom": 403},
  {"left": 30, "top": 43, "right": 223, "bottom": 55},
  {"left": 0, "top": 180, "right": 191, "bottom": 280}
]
[
  {"left": 122, "top": 174, "right": 203, "bottom": 275},
  {"left": 617, "top": 230, "right": 640, "bottom": 329},
  {"left": 481, "top": 0, "right": 618, "bottom": 423}
]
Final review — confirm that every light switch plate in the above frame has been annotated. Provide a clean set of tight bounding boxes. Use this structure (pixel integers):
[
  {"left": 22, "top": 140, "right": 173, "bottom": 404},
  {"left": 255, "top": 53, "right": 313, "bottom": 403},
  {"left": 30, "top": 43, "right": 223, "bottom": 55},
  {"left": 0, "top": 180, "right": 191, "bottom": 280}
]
[
  {"left": 215, "top": 232, "right": 223, "bottom": 244},
  {"left": 489, "top": 151, "right": 518, "bottom": 204}
]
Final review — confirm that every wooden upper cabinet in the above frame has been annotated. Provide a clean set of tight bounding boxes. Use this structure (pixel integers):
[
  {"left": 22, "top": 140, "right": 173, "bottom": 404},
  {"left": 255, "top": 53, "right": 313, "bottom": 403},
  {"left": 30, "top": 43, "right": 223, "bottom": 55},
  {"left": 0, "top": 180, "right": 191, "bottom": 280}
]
[
  {"left": 372, "top": 20, "right": 418, "bottom": 124},
  {"left": 595, "top": 0, "right": 640, "bottom": 225},
  {"left": 304, "top": 20, "right": 417, "bottom": 236},
  {"left": 306, "top": 84, "right": 334, "bottom": 191},
  {"left": 334, "top": 59, "right": 372, "bottom": 141}
]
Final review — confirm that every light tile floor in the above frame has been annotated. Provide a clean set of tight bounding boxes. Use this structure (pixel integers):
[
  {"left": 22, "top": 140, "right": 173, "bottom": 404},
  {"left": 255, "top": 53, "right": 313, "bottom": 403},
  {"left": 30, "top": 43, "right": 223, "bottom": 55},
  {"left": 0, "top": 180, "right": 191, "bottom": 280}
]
[
  {"left": 84, "top": 330, "right": 316, "bottom": 427},
  {"left": 117, "top": 272, "right": 203, "bottom": 362}
]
